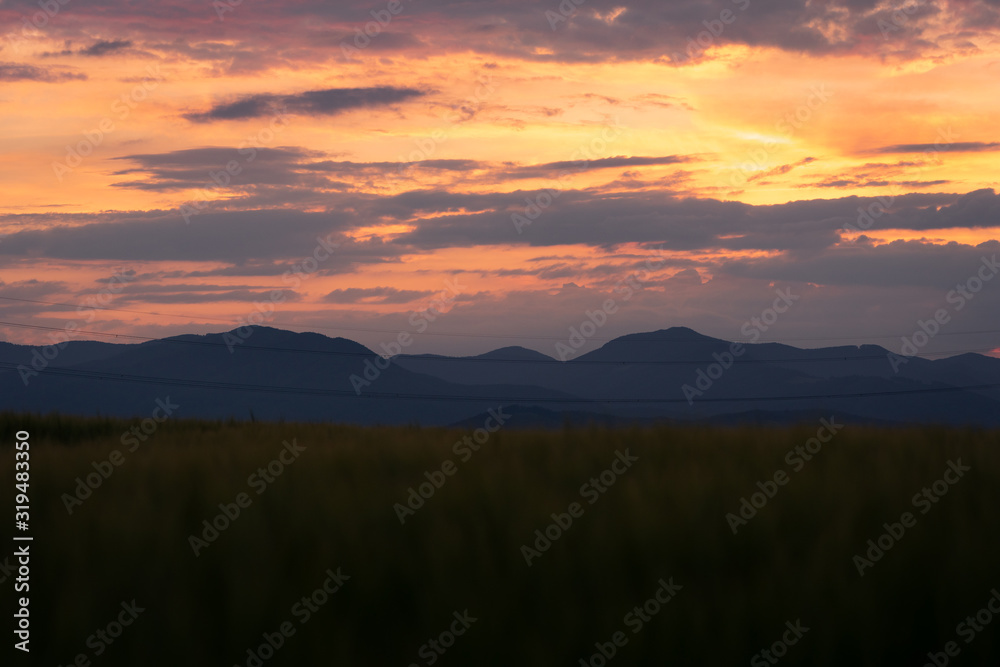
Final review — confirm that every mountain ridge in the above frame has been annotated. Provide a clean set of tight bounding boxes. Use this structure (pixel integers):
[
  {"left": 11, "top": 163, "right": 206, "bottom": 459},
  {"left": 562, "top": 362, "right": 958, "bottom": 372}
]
[{"left": 1, "top": 325, "right": 997, "bottom": 427}]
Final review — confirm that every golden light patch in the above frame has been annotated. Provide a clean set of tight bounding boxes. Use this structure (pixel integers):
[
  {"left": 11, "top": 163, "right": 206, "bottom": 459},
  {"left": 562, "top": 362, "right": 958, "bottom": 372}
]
[{"left": 344, "top": 224, "right": 417, "bottom": 242}]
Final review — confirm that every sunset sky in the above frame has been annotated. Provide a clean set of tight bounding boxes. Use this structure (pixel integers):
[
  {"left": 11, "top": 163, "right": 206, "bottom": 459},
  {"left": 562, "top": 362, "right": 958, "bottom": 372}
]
[{"left": 1, "top": 0, "right": 999, "bottom": 358}]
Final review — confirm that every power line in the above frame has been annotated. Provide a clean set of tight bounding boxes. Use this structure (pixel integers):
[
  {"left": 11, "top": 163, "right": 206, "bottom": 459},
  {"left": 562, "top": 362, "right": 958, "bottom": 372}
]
[
  {"left": 0, "top": 319, "right": 996, "bottom": 365},
  {"left": 2, "top": 294, "right": 1000, "bottom": 344},
  {"left": 1, "top": 361, "right": 998, "bottom": 404}
]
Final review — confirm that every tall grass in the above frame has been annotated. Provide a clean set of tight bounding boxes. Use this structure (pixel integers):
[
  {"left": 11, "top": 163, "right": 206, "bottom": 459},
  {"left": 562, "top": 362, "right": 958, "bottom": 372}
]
[{"left": 2, "top": 412, "right": 998, "bottom": 666}]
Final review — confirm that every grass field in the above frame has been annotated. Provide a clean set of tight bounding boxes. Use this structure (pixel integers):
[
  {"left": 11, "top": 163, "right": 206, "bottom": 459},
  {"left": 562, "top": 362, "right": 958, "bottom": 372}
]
[{"left": 3, "top": 411, "right": 999, "bottom": 666}]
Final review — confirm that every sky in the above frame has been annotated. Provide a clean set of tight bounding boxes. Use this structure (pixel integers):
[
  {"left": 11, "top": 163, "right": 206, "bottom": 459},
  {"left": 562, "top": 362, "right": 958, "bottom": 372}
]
[{"left": 1, "top": 0, "right": 999, "bottom": 359}]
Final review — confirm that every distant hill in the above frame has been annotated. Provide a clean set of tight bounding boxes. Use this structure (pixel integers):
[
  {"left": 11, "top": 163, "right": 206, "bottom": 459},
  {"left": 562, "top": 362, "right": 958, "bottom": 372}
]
[{"left": 1, "top": 325, "right": 998, "bottom": 427}]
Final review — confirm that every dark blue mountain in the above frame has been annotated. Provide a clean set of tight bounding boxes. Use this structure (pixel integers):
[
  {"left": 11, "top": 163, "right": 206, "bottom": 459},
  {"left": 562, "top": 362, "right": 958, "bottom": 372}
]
[{"left": 1, "top": 325, "right": 998, "bottom": 427}]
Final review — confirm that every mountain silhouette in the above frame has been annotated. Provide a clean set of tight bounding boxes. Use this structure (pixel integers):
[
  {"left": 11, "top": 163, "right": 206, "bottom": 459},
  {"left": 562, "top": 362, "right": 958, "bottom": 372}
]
[{"left": 1, "top": 326, "right": 998, "bottom": 427}]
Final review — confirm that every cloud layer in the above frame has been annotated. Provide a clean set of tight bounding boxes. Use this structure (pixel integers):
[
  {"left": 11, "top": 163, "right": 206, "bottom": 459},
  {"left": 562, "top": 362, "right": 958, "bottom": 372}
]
[{"left": 184, "top": 87, "right": 427, "bottom": 122}]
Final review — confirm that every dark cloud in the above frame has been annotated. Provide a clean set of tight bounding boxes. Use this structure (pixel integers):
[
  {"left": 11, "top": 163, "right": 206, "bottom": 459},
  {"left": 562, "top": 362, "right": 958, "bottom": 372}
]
[
  {"left": 303, "top": 158, "right": 482, "bottom": 174},
  {"left": 389, "top": 187, "right": 1000, "bottom": 253},
  {"left": 0, "top": 278, "right": 70, "bottom": 299},
  {"left": 807, "top": 178, "right": 950, "bottom": 189},
  {"left": 716, "top": 239, "right": 1000, "bottom": 289},
  {"left": 2, "top": 0, "right": 993, "bottom": 69},
  {"left": 185, "top": 86, "right": 426, "bottom": 122},
  {"left": 895, "top": 180, "right": 951, "bottom": 188},
  {"left": 0, "top": 209, "right": 357, "bottom": 263},
  {"left": 115, "top": 147, "right": 320, "bottom": 169},
  {"left": 81, "top": 39, "right": 133, "bottom": 56},
  {"left": 1, "top": 189, "right": 996, "bottom": 270},
  {"left": 111, "top": 147, "right": 332, "bottom": 191},
  {"left": 810, "top": 179, "right": 856, "bottom": 188},
  {"left": 42, "top": 39, "right": 133, "bottom": 58},
  {"left": 117, "top": 289, "right": 299, "bottom": 305},
  {"left": 0, "top": 63, "right": 86, "bottom": 82},
  {"left": 94, "top": 269, "right": 137, "bottom": 284},
  {"left": 111, "top": 147, "right": 695, "bottom": 197},
  {"left": 870, "top": 141, "right": 1000, "bottom": 154},
  {"left": 503, "top": 155, "right": 693, "bottom": 179}
]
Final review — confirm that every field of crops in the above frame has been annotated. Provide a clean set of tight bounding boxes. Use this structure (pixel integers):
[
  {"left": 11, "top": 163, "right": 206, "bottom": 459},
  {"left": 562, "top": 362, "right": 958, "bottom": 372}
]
[{"left": 3, "top": 411, "right": 999, "bottom": 666}]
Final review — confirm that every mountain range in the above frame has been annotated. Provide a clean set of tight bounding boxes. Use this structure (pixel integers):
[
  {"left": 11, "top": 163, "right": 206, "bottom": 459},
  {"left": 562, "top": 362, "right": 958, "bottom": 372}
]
[{"left": 1, "top": 326, "right": 998, "bottom": 428}]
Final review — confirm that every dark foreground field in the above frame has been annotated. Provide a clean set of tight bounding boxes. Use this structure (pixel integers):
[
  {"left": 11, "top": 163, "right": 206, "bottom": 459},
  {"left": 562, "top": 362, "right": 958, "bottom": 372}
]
[{"left": 3, "top": 412, "right": 999, "bottom": 666}]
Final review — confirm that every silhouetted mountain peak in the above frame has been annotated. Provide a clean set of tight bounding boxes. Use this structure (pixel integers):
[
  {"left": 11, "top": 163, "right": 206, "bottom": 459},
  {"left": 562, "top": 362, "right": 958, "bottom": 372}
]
[
  {"left": 165, "top": 326, "right": 374, "bottom": 355},
  {"left": 396, "top": 346, "right": 555, "bottom": 363},
  {"left": 573, "top": 327, "right": 724, "bottom": 363},
  {"left": 2, "top": 325, "right": 998, "bottom": 427},
  {"left": 474, "top": 346, "right": 556, "bottom": 361},
  {"left": 615, "top": 327, "right": 720, "bottom": 344}
]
